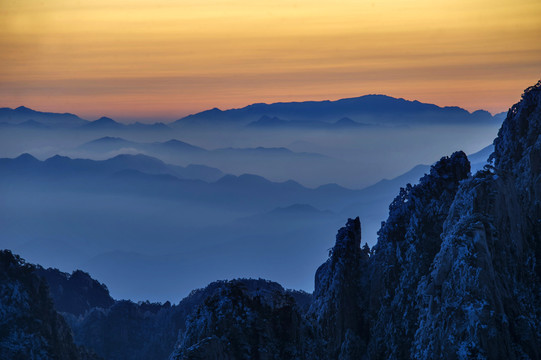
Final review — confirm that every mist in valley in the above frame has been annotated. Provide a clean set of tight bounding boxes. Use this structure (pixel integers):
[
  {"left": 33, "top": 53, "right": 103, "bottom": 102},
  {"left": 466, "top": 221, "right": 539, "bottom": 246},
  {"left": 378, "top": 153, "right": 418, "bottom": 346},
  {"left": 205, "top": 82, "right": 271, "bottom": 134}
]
[{"left": 0, "top": 99, "right": 501, "bottom": 301}]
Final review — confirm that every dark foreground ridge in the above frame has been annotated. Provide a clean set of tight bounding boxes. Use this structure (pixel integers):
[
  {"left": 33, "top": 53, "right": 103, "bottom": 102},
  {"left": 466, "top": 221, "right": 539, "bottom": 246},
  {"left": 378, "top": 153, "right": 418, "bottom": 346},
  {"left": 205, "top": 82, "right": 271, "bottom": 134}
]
[
  {"left": 0, "top": 251, "right": 100, "bottom": 360},
  {"left": 1, "top": 81, "right": 540, "bottom": 359}
]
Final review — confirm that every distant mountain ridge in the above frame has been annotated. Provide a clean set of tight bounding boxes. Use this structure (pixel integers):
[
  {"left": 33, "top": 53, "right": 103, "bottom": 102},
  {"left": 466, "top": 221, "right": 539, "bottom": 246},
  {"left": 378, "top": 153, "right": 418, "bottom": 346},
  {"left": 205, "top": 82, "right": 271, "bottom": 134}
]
[
  {"left": 0, "top": 152, "right": 359, "bottom": 214},
  {"left": 0, "top": 107, "right": 170, "bottom": 131},
  {"left": 79, "top": 136, "right": 322, "bottom": 157},
  {"left": 0, "top": 106, "right": 88, "bottom": 128},
  {"left": 2, "top": 94, "right": 504, "bottom": 131},
  {"left": 247, "top": 115, "right": 372, "bottom": 129},
  {"left": 82, "top": 117, "right": 123, "bottom": 130},
  {"left": 78, "top": 136, "right": 206, "bottom": 154},
  {"left": 174, "top": 94, "right": 502, "bottom": 128},
  {"left": 0, "top": 152, "right": 224, "bottom": 183},
  {"left": 74, "top": 137, "right": 326, "bottom": 177},
  {"left": 80, "top": 117, "right": 171, "bottom": 131}
]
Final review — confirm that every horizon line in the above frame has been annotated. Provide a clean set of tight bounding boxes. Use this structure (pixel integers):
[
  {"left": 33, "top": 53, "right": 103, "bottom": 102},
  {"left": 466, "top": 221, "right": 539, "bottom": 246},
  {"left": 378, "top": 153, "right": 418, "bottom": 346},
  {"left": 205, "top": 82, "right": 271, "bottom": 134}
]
[{"left": 2, "top": 92, "right": 506, "bottom": 124}]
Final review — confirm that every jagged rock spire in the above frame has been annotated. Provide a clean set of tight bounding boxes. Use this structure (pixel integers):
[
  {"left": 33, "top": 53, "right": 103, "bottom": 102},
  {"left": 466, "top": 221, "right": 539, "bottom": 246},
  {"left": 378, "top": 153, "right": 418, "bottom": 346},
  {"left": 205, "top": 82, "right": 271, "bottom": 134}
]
[{"left": 309, "top": 217, "right": 369, "bottom": 359}]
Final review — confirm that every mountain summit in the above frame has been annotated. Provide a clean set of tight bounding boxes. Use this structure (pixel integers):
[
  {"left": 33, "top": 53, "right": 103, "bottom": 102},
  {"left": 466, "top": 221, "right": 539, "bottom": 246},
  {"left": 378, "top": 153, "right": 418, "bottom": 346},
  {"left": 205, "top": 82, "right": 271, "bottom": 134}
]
[{"left": 0, "top": 106, "right": 88, "bottom": 127}]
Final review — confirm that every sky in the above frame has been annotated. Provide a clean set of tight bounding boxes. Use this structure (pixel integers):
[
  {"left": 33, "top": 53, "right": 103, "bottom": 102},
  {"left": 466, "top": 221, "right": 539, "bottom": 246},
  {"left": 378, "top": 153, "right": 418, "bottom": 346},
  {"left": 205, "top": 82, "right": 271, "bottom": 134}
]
[{"left": 1, "top": 0, "right": 540, "bottom": 122}]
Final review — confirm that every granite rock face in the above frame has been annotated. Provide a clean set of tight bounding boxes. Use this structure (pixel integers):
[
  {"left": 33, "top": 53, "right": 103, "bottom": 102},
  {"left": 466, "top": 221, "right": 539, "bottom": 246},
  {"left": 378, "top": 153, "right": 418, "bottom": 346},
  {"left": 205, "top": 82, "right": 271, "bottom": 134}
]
[
  {"left": 367, "top": 151, "right": 470, "bottom": 359},
  {"left": 170, "top": 279, "right": 311, "bottom": 360},
  {"left": 0, "top": 250, "right": 99, "bottom": 360},
  {"left": 36, "top": 267, "right": 115, "bottom": 316},
  {"left": 309, "top": 217, "right": 370, "bottom": 360},
  {"left": 411, "top": 82, "right": 541, "bottom": 359}
]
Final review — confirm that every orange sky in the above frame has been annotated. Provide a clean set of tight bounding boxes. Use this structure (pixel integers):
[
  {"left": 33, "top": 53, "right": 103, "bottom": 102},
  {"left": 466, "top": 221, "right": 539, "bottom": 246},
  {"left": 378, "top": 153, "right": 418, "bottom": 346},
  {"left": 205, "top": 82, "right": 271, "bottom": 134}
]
[{"left": 1, "top": 0, "right": 540, "bottom": 122}]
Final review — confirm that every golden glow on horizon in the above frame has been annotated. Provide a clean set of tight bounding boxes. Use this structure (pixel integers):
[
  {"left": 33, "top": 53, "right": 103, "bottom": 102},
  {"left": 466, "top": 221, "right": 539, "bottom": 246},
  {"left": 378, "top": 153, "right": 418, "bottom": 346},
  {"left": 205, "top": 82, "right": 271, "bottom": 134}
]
[{"left": 1, "top": 0, "right": 540, "bottom": 121}]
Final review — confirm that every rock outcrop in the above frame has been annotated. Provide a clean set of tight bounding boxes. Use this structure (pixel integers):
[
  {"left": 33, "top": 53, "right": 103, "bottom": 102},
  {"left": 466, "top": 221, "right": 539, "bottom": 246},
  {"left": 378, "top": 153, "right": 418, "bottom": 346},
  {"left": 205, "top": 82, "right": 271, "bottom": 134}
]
[
  {"left": 37, "top": 268, "right": 115, "bottom": 316},
  {"left": 170, "top": 279, "right": 310, "bottom": 360},
  {"left": 368, "top": 151, "right": 471, "bottom": 359},
  {"left": 411, "top": 81, "right": 541, "bottom": 359},
  {"left": 0, "top": 250, "right": 99, "bottom": 360},
  {"left": 308, "top": 217, "right": 370, "bottom": 359}
]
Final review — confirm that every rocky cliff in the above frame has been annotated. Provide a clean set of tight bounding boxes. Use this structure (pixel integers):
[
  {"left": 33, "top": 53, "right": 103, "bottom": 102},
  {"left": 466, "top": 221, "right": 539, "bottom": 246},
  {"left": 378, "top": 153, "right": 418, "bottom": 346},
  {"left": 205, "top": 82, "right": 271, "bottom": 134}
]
[
  {"left": 308, "top": 217, "right": 370, "bottom": 359},
  {"left": 368, "top": 151, "right": 470, "bottom": 359},
  {"left": 36, "top": 268, "right": 115, "bottom": 316},
  {"left": 170, "top": 279, "right": 312, "bottom": 360},
  {"left": 410, "top": 81, "right": 541, "bottom": 359},
  {"left": 0, "top": 250, "right": 99, "bottom": 360}
]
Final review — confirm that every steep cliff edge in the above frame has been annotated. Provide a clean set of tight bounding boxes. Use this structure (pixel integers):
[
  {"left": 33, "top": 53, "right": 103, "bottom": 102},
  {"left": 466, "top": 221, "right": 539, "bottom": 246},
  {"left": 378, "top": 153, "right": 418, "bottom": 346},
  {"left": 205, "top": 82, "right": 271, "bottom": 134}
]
[
  {"left": 0, "top": 250, "right": 99, "bottom": 360},
  {"left": 308, "top": 217, "right": 370, "bottom": 359},
  {"left": 368, "top": 151, "right": 471, "bottom": 359},
  {"left": 36, "top": 267, "right": 115, "bottom": 316},
  {"left": 411, "top": 82, "right": 541, "bottom": 359}
]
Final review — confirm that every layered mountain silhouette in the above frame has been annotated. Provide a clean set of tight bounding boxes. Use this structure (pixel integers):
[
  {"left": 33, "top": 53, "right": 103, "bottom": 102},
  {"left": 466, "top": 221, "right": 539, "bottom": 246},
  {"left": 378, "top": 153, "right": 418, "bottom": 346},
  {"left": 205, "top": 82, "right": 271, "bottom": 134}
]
[
  {"left": 174, "top": 94, "right": 504, "bottom": 128},
  {"left": 80, "top": 117, "right": 171, "bottom": 131},
  {"left": 0, "top": 152, "right": 223, "bottom": 183},
  {"left": 1, "top": 94, "right": 505, "bottom": 132},
  {"left": 0, "top": 107, "right": 170, "bottom": 131},
  {"left": 0, "top": 142, "right": 495, "bottom": 300},
  {"left": 0, "top": 152, "right": 355, "bottom": 211},
  {"left": 0, "top": 98, "right": 502, "bottom": 189},
  {"left": 82, "top": 117, "right": 124, "bottom": 130},
  {"left": 0, "top": 106, "right": 88, "bottom": 128},
  {"left": 2, "top": 82, "right": 538, "bottom": 359},
  {"left": 79, "top": 136, "right": 205, "bottom": 154},
  {"left": 247, "top": 115, "right": 372, "bottom": 129},
  {"left": 78, "top": 136, "right": 321, "bottom": 158},
  {"left": 73, "top": 136, "right": 329, "bottom": 185}
]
